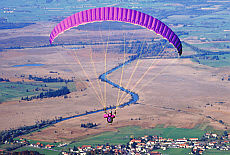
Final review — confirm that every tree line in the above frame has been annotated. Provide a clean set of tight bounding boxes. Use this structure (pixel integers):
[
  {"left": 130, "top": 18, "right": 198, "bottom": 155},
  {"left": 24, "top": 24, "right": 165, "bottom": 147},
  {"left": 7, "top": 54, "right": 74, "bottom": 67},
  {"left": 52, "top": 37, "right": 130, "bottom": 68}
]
[
  {"left": 80, "top": 123, "right": 98, "bottom": 128},
  {"left": 28, "top": 75, "right": 73, "bottom": 83},
  {"left": 0, "top": 117, "right": 63, "bottom": 144},
  {"left": 0, "top": 77, "right": 10, "bottom": 82},
  {"left": 21, "top": 86, "right": 70, "bottom": 101}
]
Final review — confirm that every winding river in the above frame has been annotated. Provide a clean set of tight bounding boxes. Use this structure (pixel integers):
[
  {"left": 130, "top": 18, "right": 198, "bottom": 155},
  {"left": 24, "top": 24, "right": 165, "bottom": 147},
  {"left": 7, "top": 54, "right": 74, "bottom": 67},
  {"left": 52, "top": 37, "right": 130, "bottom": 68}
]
[{"left": 56, "top": 57, "right": 139, "bottom": 123}]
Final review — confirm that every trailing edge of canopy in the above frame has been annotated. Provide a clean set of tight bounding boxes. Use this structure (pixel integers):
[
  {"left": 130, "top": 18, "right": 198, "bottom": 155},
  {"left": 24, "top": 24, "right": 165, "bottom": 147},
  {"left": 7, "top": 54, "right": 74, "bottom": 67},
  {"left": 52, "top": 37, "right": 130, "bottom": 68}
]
[{"left": 49, "top": 7, "right": 182, "bottom": 55}]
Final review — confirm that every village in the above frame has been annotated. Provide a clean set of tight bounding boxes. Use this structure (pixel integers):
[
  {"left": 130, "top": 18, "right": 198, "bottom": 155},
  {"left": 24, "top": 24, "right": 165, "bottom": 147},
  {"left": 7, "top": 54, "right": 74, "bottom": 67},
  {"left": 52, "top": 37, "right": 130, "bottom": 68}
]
[
  {"left": 2, "top": 131, "right": 230, "bottom": 155},
  {"left": 63, "top": 132, "right": 230, "bottom": 155}
]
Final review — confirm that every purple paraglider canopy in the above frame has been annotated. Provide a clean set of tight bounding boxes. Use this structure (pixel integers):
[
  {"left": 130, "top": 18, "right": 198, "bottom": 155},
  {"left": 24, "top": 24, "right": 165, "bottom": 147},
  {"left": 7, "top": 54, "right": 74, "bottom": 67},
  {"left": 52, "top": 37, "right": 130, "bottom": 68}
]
[{"left": 49, "top": 7, "right": 182, "bottom": 55}]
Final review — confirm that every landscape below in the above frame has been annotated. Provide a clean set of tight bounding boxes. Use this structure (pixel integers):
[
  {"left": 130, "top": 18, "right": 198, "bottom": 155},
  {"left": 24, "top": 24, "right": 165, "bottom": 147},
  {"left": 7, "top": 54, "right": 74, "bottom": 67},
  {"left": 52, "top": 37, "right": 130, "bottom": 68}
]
[{"left": 1, "top": 0, "right": 230, "bottom": 154}]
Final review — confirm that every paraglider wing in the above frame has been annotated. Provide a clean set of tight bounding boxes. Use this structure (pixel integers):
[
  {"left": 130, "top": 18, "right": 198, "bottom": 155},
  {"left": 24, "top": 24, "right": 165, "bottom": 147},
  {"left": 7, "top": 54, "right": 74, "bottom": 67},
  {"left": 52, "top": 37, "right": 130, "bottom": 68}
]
[{"left": 49, "top": 7, "right": 182, "bottom": 55}]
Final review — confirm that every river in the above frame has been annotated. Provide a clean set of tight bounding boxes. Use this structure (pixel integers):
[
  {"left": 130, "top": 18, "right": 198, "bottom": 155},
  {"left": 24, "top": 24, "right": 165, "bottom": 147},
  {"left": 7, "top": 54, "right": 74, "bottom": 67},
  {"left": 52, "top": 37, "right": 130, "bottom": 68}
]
[{"left": 55, "top": 57, "right": 139, "bottom": 123}]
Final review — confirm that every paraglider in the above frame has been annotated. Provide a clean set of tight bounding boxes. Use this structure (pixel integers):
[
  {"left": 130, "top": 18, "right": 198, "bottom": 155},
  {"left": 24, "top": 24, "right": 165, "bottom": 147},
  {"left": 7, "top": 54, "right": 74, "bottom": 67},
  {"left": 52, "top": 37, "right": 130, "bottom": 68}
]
[
  {"left": 49, "top": 7, "right": 183, "bottom": 124},
  {"left": 104, "top": 108, "right": 116, "bottom": 124},
  {"left": 49, "top": 7, "right": 182, "bottom": 55}
]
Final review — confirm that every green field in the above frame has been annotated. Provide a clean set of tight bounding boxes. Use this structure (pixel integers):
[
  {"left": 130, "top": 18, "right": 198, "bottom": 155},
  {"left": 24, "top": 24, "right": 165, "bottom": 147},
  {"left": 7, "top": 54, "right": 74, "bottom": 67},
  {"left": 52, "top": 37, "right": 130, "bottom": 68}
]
[
  {"left": 0, "top": 144, "right": 14, "bottom": 150},
  {"left": 68, "top": 126, "right": 206, "bottom": 147},
  {"left": 0, "top": 143, "right": 60, "bottom": 155},
  {"left": 14, "top": 138, "right": 59, "bottom": 146},
  {"left": 193, "top": 54, "right": 230, "bottom": 67},
  {"left": 13, "top": 138, "right": 64, "bottom": 151},
  {"left": 9, "top": 126, "right": 229, "bottom": 154},
  {"left": 11, "top": 146, "right": 230, "bottom": 155},
  {"left": 0, "top": 82, "right": 76, "bottom": 102},
  {"left": 204, "top": 149, "right": 230, "bottom": 155},
  {"left": 13, "top": 147, "right": 59, "bottom": 155},
  {"left": 144, "top": 148, "right": 230, "bottom": 155},
  {"left": 157, "top": 148, "right": 191, "bottom": 155}
]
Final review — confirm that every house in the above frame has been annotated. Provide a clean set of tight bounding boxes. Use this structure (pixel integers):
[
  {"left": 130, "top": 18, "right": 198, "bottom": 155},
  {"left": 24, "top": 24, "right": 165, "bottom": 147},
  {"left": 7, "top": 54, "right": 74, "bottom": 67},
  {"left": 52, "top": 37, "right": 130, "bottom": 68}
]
[
  {"left": 45, "top": 144, "right": 54, "bottom": 149},
  {"left": 114, "top": 149, "right": 118, "bottom": 153},
  {"left": 209, "top": 141, "right": 217, "bottom": 146},
  {"left": 58, "top": 143, "right": 68, "bottom": 147},
  {"left": 96, "top": 145, "right": 103, "bottom": 149},
  {"left": 189, "top": 138, "right": 198, "bottom": 141},
  {"left": 147, "top": 141, "right": 155, "bottom": 145},
  {"left": 20, "top": 140, "right": 29, "bottom": 144},
  {"left": 130, "top": 139, "right": 141, "bottom": 144},
  {"left": 176, "top": 138, "right": 187, "bottom": 144},
  {"left": 70, "top": 148, "right": 79, "bottom": 153},
  {"left": 62, "top": 151, "right": 69, "bottom": 155},
  {"left": 137, "top": 143, "right": 145, "bottom": 147},
  {"left": 159, "top": 138, "right": 167, "bottom": 142},
  {"left": 82, "top": 145, "right": 92, "bottom": 149},
  {"left": 29, "top": 144, "right": 34, "bottom": 147},
  {"left": 136, "top": 146, "right": 142, "bottom": 152},
  {"left": 163, "top": 142, "right": 172, "bottom": 145},
  {"left": 186, "top": 144, "right": 193, "bottom": 149},
  {"left": 205, "top": 133, "right": 211, "bottom": 138},
  {"left": 35, "top": 142, "right": 42, "bottom": 147},
  {"left": 228, "top": 133, "right": 230, "bottom": 139},
  {"left": 141, "top": 148, "right": 147, "bottom": 153},
  {"left": 179, "top": 143, "right": 186, "bottom": 148},
  {"left": 212, "top": 134, "right": 217, "bottom": 138},
  {"left": 150, "top": 151, "right": 161, "bottom": 155},
  {"left": 167, "top": 138, "right": 174, "bottom": 142},
  {"left": 141, "top": 135, "right": 148, "bottom": 140},
  {"left": 160, "top": 145, "right": 167, "bottom": 150},
  {"left": 193, "top": 142, "right": 201, "bottom": 146}
]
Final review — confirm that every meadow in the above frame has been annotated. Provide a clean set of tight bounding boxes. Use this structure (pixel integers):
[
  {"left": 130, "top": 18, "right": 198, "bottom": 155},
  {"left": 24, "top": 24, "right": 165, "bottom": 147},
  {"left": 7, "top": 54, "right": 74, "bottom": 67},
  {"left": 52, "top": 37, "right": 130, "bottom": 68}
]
[
  {"left": 13, "top": 147, "right": 60, "bottom": 155},
  {"left": 0, "top": 82, "right": 76, "bottom": 103},
  {"left": 68, "top": 126, "right": 206, "bottom": 147}
]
